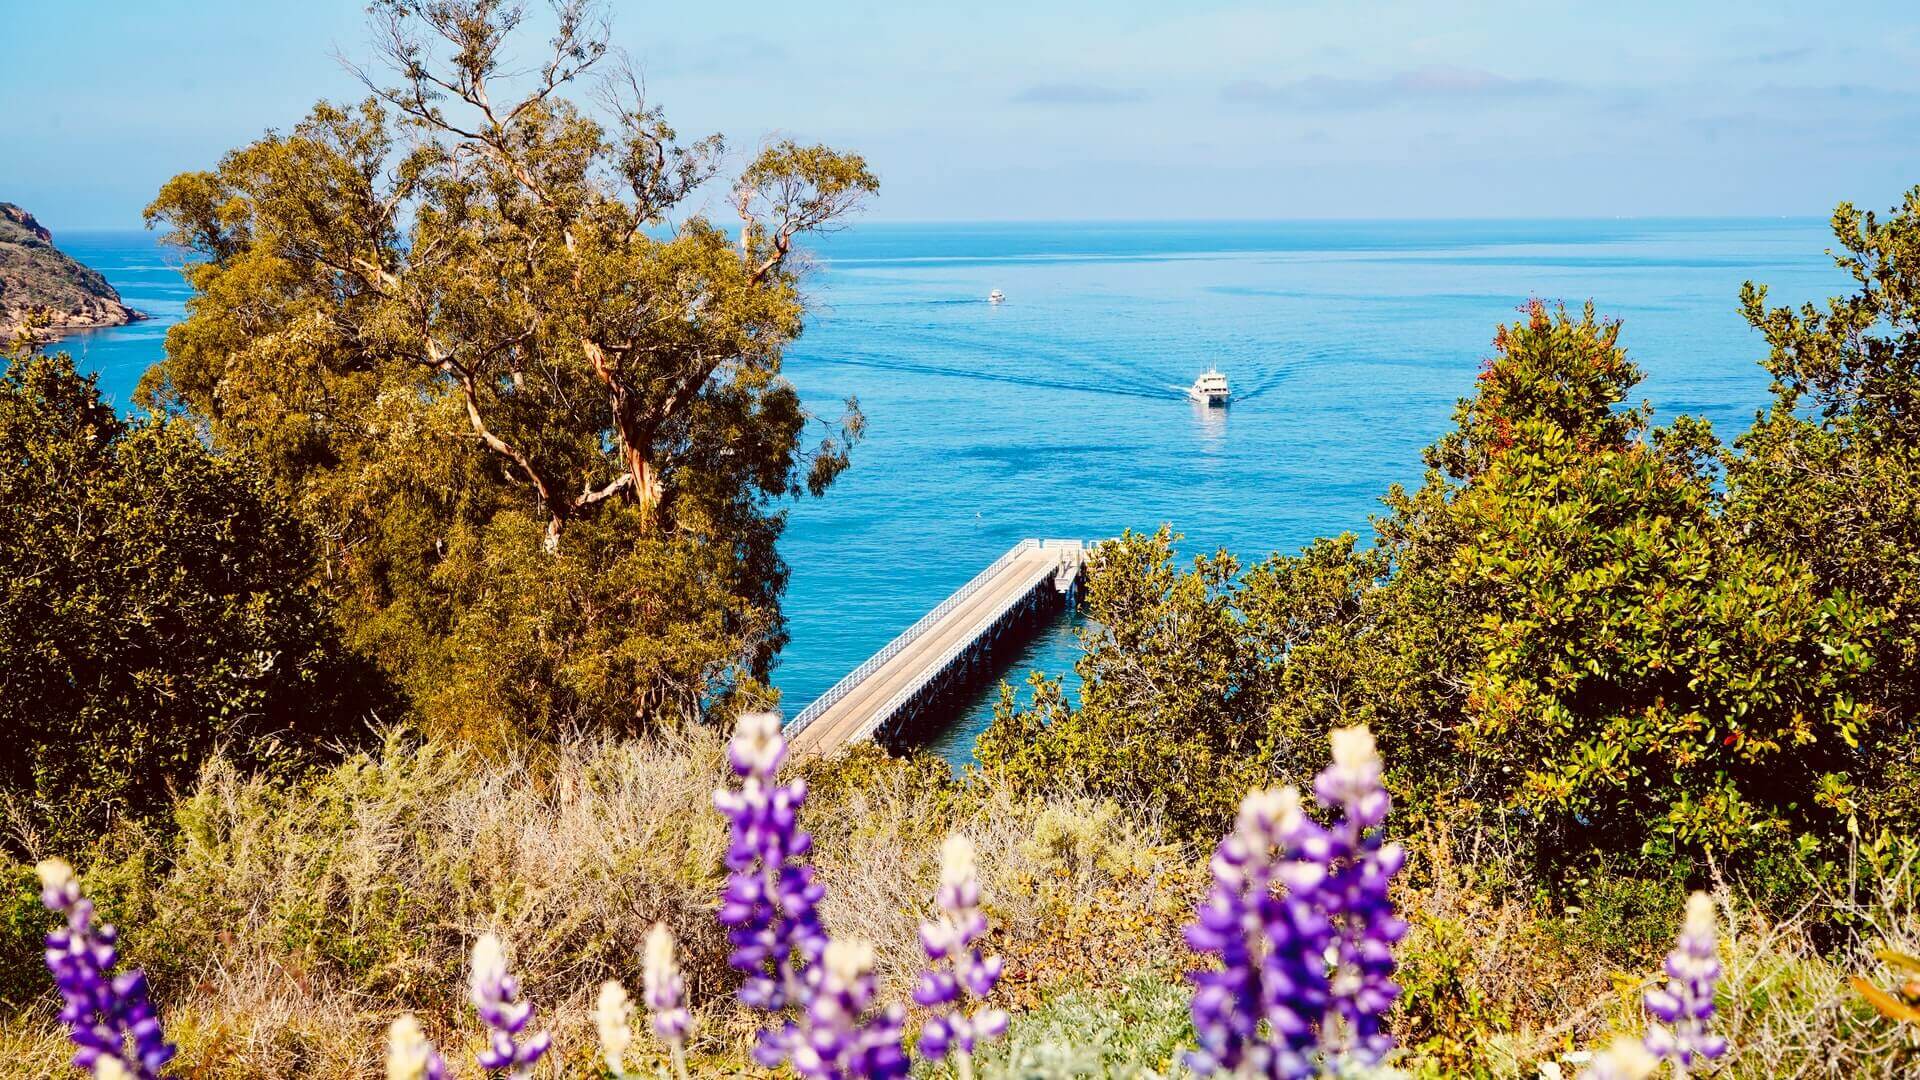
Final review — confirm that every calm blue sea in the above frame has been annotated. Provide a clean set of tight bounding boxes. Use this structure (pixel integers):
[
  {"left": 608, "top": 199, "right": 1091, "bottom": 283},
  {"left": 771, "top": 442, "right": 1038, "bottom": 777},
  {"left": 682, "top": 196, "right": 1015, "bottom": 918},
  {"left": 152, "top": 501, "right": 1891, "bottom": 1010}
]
[{"left": 50, "top": 220, "right": 1844, "bottom": 762}]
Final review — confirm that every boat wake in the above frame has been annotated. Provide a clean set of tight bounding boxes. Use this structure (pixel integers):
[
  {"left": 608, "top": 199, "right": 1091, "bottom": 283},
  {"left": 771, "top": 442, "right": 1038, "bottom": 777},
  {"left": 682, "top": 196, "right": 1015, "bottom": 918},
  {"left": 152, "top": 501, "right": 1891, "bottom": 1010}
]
[
  {"left": 815, "top": 352, "right": 1171, "bottom": 400},
  {"left": 886, "top": 326, "right": 1172, "bottom": 396},
  {"left": 1230, "top": 351, "right": 1331, "bottom": 401},
  {"left": 1231, "top": 369, "right": 1290, "bottom": 401}
]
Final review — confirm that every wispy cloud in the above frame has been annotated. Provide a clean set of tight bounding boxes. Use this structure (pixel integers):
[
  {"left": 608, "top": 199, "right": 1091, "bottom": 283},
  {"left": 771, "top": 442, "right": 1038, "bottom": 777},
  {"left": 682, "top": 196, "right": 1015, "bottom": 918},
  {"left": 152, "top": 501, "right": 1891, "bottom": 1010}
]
[
  {"left": 1754, "top": 81, "right": 1920, "bottom": 107},
  {"left": 1010, "top": 82, "right": 1144, "bottom": 106},
  {"left": 641, "top": 34, "right": 788, "bottom": 78},
  {"left": 1223, "top": 66, "right": 1568, "bottom": 110},
  {"left": 1752, "top": 46, "right": 1814, "bottom": 65}
]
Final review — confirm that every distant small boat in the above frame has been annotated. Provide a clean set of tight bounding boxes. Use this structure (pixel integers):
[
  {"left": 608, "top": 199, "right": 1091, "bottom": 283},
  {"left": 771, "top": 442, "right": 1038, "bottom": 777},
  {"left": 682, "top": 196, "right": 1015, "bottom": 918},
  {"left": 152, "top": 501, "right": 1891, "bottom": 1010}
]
[
  {"left": 988, "top": 289, "right": 1005, "bottom": 304},
  {"left": 1187, "top": 368, "right": 1230, "bottom": 407}
]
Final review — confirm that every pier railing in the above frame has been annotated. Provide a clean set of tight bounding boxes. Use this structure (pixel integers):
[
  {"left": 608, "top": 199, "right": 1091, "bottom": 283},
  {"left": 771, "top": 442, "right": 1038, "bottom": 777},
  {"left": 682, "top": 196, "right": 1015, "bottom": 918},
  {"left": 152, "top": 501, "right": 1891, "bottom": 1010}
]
[
  {"left": 783, "top": 539, "right": 1043, "bottom": 740},
  {"left": 843, "top": 545, "right": 1075, "bottom": 744}
]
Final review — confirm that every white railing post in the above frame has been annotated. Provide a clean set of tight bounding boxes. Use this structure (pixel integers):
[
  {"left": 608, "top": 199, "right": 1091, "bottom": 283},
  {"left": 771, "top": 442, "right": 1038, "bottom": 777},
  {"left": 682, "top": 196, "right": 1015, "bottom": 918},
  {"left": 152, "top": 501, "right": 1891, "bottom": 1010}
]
[
  {"left": 784, "top": 540, "right": 1039, "bottom": 740},
  {"left": 786, "top": 539, "right": 1103, "bottom": 748},
  {"left": 847, "top": 555, "right": 1059, "bottom": 744}
]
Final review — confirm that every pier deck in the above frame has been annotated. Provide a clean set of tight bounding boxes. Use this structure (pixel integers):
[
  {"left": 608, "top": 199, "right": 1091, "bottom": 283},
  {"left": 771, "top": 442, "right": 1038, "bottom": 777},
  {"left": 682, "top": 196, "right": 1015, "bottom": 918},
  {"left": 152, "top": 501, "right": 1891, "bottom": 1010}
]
[{"left": 785, "top": 539, "right": 1085, "bottom": 757}]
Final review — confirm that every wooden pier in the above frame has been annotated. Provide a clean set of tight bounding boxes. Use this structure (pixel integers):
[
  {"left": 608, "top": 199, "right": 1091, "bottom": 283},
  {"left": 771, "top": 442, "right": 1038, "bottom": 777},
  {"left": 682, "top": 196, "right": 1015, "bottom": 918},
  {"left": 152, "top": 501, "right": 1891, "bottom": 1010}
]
[{"left": 785, "top": 539, "right": 1087, "bottom": 757}]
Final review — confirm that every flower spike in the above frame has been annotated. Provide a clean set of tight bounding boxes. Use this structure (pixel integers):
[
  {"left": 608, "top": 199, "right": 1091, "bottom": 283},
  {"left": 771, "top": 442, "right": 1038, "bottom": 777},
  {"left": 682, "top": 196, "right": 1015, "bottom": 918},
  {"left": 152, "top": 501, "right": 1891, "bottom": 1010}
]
[
  {"left": 643, "top": 923, "right": 693, "bottom": 1080},
  {"left": 915, "top": 834, "right": 1008, "bottom": 1078},
  {"left": 1643, "top": 892, "right": 1727, "bottom": 1070},
  {"left": 1184, "top": 724, "right": 1406, "bottom": 1077},
  {"left": 469, "top": 933, "right": 551, "bottom": 1077},
  {"left": 38, "top": 858, "right": 177, "bottom": 1079}
]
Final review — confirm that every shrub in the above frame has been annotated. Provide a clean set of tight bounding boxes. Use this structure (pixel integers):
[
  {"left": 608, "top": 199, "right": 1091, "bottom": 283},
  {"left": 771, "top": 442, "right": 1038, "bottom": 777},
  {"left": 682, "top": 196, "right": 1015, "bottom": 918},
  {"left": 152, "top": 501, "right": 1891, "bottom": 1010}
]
[
  {"left": 986, "top": 301, "right": 1894, "bottom": 877},
  {"left": 1376, "top": 304, "right": 1884, "bottom": 866},
  {"left": 0, "top": 861, "right": 53, "bottom": 1007},
  {"left": 1731, "top": 187, "right": 1920, "bottom": 834},
  {"left": 975, "top": 529, "right": 1308, "bottom": 839},
  {"left": 965, "top": 971, "right": 1194, "bottom": 1079},
  {"left": 0, "top": 350, "right": 382, "bottom": 855}
]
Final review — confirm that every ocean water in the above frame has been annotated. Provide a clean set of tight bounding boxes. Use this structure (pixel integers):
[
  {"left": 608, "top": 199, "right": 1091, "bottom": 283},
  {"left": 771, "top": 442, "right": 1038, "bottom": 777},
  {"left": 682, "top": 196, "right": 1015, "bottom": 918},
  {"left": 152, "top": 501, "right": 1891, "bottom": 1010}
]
[
  {"left": 49, "top": 219, "right": 1845, "bottom": 762},
  {"left": 36, "top": 231, "right": 194, "bottom": 406}
]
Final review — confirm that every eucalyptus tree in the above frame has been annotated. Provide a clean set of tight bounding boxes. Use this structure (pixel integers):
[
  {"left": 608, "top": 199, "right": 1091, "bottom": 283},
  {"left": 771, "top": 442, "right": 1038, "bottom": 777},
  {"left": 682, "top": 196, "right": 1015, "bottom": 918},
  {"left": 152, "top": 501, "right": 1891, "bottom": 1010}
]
[{"left": 145, "top": 0, "right": 876, "bottom": 738}]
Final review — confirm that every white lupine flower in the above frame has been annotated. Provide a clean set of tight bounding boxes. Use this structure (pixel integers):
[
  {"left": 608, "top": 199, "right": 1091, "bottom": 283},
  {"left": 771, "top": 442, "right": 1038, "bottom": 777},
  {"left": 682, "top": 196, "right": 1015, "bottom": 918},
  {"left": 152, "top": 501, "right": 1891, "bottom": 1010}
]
[
  {"left": 824, "top": 938, "right": 875, "bottom": 990},
  {"left": 595, "top": 980, "right": 634, "bottom": 1075},
  {"left": 386, "top": 1014, "right": 441, "bottom": 1080},
  {"left": 35, "top": 857, "right": 75, "bottom": 893},
  {"left": 728, "top": 712, "right": 785, "bottom": 777},
  {"left": 939, "top": 833, "right": 978, "bottom": 889},
  {"left": 1578, "top": 1035, "right": 1659, "bottom": 1079},
  {"left": 469, "top": 933, "right": 508, "bottom": 1000}
]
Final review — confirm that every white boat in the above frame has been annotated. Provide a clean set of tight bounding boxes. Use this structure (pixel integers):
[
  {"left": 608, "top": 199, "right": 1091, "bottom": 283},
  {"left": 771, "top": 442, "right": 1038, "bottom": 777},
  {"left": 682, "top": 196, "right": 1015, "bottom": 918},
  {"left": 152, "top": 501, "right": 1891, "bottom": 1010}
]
[
  {"left": 1186, "top": 368, "right": 1230, "bottom": 406},
  {"left": 988, "top": 289, "right": 1005, "bottom": 303}
]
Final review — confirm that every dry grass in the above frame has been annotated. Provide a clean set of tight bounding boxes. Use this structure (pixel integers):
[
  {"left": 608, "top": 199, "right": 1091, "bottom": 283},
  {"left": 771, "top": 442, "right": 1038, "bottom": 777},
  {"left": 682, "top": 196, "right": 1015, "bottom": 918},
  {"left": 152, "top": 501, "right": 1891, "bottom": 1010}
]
[
  {"left": 3, "top": 731, "right": 1916, "bottom": 1077},
  {"left": 1386, "top": 831, "right": 1920, "bottom": 1078},
  {"left": 1706, "top": 853, "right": 1920, "bottom": 1078},
  {"left": 1, "top": 729, "right": 1186, "bottom": 1077}
]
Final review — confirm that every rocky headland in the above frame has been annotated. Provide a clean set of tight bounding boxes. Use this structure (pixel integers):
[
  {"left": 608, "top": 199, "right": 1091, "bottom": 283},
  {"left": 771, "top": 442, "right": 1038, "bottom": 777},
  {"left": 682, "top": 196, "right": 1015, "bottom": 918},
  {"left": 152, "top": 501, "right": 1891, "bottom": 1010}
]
[{"left": 0, "top": 202, "right": 145, "bottom": 340}]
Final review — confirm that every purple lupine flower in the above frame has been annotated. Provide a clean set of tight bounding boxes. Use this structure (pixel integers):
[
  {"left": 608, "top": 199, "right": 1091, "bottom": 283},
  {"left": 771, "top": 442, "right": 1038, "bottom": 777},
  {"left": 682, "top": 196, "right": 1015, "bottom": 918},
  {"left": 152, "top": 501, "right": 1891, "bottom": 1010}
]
[
  {"left": 914, "top": 834, "right": 1008, "bottom": 1075},
  {"left": 1313, "top": 726, "right": 1409, "bottom": 1066},
  {"left": 1643, "top": 892, "right": 1727, "bottom": 1071},
  {"left": 468, "top": 933, "right": 551, "bottom": 1077},
  {"left": 643, "top": 923, "right": 693, "bottom": 1080},
  {"left": 37, "top": 858, "right": 176, "bottom": 1079},
  {"left": 791, "top": 940, "right": 910, "bottom": 1080},
  {"left": 713, "top": 712, "right": 830, "bottom": 1068},
  {"left": 1183, "top": 724, "right": 1406, "bottom": 1078},
  {"left": 386, "top": 1014, "right": 448, "bottom": 1080},
  {"left": 1185, "top": 786, "right": 1333, "bottom": 1079},
  {"left": 714, "top": 713, "right": 909, "bottom": 1077}
]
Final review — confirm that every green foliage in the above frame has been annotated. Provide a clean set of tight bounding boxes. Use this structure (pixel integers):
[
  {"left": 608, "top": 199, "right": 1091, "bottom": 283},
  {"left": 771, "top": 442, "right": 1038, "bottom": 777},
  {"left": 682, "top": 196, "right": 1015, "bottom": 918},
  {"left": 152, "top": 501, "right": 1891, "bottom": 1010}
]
[
  {"left": 1375, "top": 303, "right": 1883, "bottom": 863},
  {"left": 976, "top": 528, "right": 1386, "bottom": 837},
  {"left": 416, "top": 505, "right": 785, "bottom": 746},
  {"left": 1019, "top": 798, "right": 1141, "bottom": 880},
  {"left": 0, "top": 860, "right": 52, "bottom": 1006},
  {"left": 960, "top": 969, "right": 1195, "bottom": 1079},
  {"left": 986, "top": 298, "right": 1898, "bottom": 871},
  {"left": 1393, "top": 914, "right": 1521, "bottom": 1075},
  {"left": 1544, "top": 861, "right": 1691, "bottom": 968},
  {"left": 141, "top": 1, "right": 875, "bottom": 741},
  {"left": 978, "top": 528, "right": 1266, "bottom": 836},
  {"left": 0, "top": 350, "right": 380, "bottom": 854},
  {"left": 1731, "top": 186, "right": 1920, "bottom": 829}
]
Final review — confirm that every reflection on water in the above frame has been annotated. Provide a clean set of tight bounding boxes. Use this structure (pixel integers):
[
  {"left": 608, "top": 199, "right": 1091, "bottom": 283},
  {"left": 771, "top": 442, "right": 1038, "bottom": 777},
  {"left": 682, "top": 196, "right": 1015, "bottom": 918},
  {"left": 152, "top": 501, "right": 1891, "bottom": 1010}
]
[{"left": 1191, "top": 398, "right": 1228, "bottom": 448}]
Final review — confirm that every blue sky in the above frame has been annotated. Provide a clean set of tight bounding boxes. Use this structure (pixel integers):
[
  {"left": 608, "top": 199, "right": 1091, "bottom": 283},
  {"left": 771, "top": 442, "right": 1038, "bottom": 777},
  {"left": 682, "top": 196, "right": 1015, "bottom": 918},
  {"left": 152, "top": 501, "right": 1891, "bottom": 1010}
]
[{"left": 4, "top": 0, "right": 1918, "bottom": 229}]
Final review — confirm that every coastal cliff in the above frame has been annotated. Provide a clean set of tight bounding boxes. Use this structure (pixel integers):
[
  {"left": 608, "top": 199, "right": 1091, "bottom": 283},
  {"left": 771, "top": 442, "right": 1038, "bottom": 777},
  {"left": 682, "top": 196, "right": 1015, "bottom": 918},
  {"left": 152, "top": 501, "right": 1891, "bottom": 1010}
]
[{"left": 0, "top": 202, "right": 145, "bottom": 339}]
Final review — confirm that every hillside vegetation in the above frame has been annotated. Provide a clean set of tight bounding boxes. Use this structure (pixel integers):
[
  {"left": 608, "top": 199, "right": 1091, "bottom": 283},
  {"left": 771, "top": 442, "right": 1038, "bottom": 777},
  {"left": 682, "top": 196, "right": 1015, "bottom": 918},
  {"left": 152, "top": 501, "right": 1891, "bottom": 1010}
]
[
  {"left": 3, "top": 2, "right": 1919, "bottom": 1077},
  {"left": 0, "top": 203, "right": 145, "bottom": 340}
]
